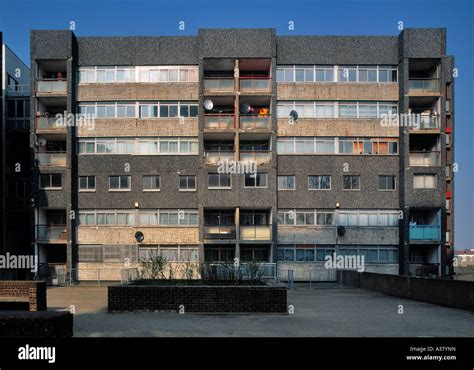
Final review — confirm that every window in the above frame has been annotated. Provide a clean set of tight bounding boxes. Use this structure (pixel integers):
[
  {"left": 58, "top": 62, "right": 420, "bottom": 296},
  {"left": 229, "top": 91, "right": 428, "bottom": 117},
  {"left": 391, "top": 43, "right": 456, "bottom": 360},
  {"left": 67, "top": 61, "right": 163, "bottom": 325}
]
[
  {"left": 414, "top": 174, "right": 437, "bottom": 189},
  {"left": 39, "top": 174, "right": 62, "bottom": 189},
  {"left": 208, "top": 174, "right": 231, "bottom": 189},
  {"left": 276, "top": 245, "right": 335, "bottom": 262},
  {"left": 109, "top": 175, "right": 131, "bottom": 191},
  {"left": 308, "top": 175, "right": 331, "bottom": 190},
  {"left": 343, "top": 175, "right": 360, "bottom": 190},
  {"left": 244, "top": 173, "right": 267, "bottom": 188},
  {"left": 79, "top": 176, "right": 96, "bottom": 191},
  {"left": 78, "top": 245, "right": 103, "bottom": 262},
  {"left": 278, "top": 176, "right": 295, "bottom": 190},
  {"left": 143, "top": 175, "right": 160, "bottom": 191},
  {"left": 379, "top": 175, "right": 396, "bottom": 190},
  {"left": 338, "top": 210, "right": 398, "bottom": 227},
  {"left": 179, "top": 175, "right": 196, "bottom": 191},
  {"left": 78, "top": 137, "right": 198, "bottom": 155}
]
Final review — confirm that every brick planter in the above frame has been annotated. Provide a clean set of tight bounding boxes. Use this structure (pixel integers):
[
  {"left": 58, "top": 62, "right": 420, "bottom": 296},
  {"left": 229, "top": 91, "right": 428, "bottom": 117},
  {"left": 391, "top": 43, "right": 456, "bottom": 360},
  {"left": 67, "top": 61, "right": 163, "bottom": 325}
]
[{"left": 108, "top": 284, "right": 287, "bottom": 313}]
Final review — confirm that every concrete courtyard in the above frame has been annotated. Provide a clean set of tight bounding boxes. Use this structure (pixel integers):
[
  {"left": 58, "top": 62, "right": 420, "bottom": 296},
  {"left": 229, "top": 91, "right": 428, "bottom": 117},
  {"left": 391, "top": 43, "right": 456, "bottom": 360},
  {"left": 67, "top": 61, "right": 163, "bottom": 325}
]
[{"left": 46, "top": 284, "right": 474, "bottom": 337}]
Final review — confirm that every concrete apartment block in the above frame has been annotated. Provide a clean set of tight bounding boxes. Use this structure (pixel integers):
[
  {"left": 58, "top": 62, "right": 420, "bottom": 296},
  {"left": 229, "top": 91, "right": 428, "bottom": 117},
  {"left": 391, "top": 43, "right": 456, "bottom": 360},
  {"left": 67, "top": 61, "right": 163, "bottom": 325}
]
[{"left": 28, "top": 28, "right": 454, "bottom": 283}]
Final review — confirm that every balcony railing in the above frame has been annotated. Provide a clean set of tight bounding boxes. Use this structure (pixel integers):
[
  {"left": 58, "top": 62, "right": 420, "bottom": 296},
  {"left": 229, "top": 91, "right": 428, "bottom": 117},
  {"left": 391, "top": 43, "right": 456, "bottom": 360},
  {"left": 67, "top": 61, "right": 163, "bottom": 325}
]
[
  {"left": 240, "top": 115, "right": 271, "bottom": 130},
  {"left": 409, "top": 225, "right": 440, "bottom": 241},
  {"left": 409, "top": 263, "right": 439, "bottom": 277},
  {"left": 37, "top": 225, "right": 68, "bottom": 242},
  {"left": 204, "top": 151, "right": 234, "bottom": 165},
  {"left": 6, "top": 84, "right": 30, "bottom": 96},
  {"left": 204, "top": 114, "right": 234, "bottom": 129},
  {"left": 207, "top": 262, "right": 276, "bottom": 279},
  {"left": 411, "top": 114, "right": 440, "bottom": 130},
  {"left": 203, "top": 78, "right": 234, "bottom": 92},
  {"left": 408, "top": 79, "right": 439, "bottom": 92},
  {"left": 240, "top": 226, "right": 271, "bottom": 240},
  {"left": 240, "top": 151, "right": 271, "bottom": 165},
  {"left": 7, "top": 118, "right": 29, "bottom": 130},
  {"left": 37, "top": 116, "right": 67, "bottom": 131},
  {"left": 239, "top": 77, "right": 271, "bottom": 92},
  {"left": 204, "top": 225, "right": 236, "bottom": 239},
  {"left": 37, "top": 152, "right": 67, "bottom": 167},
  {"left": 36, "top": 79, "right": 67, "bottom": 94},
  {"left": 409, "top": 151, "right": 440, "bottom": 166}
]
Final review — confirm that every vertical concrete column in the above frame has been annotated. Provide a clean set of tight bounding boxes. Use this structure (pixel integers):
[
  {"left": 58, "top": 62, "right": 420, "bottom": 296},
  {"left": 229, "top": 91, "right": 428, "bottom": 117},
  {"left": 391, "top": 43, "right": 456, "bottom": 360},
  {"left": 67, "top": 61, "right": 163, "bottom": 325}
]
[
  {"left": 234, "top": 59, "right": 240, "bottom": 161},
  {"left": 235, "top": 207, "right": 240, "bottom": 261}
]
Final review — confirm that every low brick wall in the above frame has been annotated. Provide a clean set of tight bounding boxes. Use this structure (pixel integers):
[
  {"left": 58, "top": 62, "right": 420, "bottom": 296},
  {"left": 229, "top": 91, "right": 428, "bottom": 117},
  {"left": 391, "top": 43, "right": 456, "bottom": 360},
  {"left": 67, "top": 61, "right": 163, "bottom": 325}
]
[
  {"left": 338, "top": 271, "right": 474, "bottom": 311},
  {"left": 0, "top": 281, "right": 47, "bottom": 311},
  {"left": 108, "top": 284, "right": 287, "bottom": 313},
  {"left": 0, "top": 311, "right": 73, "bottom": 337}
]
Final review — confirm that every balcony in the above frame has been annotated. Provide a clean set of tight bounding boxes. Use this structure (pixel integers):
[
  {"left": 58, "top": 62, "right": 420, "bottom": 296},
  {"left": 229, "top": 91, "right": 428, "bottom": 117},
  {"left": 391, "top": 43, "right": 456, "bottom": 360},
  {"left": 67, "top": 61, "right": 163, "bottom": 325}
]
[
  {"left": 37, "top": 225, "right": 68, "bottom": 243},
  {"left": 204, "top": 225, "right": 236, "bottom": 239},
  {"left": 240, "top": 151, "right": 271, "bottom": 165},
  {"left": 204, "top": 78, "right": 234, "bottom": 93},
  {"left": 409, "top": 151, "right": 440, "bottom": 166},
  {"left": 37, "top": 152, "right": 67, "bottom": 167},
  {"left": 240, "top": 226, "right": 271, "bottom": 241},
  {"left": 239, "top": 77, "right": 271, "bottom": 93},
  {"left": 7, "top": 118, "right": 29, "bottom": 130},
  {"left": 36, "top": 79, "right": 67, "bottom": 95},
  {"left": 205, "top": 151, "right": 234, "bottom": 165},
  {"left": 409, "top": 225, "right": 440, "bottom": 241},
  {"left": 204, "top": 114, "right": 234, "bottom": 129},
  {"left": 409, "top": 263, "right": 439, "bottom": 277},
  {"left": 6, "top": 84, "right": 30, "bottom": 96},
  {"left": 36, "top": 116, "right": 67, "bottom": 132},
  {"left": 408, "top": 79, "right": 439, "bottom": 93},
  {"left": 240, "top": 115, "right": 271, "bottom": 130}
]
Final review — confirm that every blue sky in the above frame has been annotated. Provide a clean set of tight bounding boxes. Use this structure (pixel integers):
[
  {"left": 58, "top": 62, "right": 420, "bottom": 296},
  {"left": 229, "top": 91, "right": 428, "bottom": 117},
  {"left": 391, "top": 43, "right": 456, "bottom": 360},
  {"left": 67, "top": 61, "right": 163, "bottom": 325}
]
[{"left": 1, "top": 0, "right": 473, "bottom": 249}]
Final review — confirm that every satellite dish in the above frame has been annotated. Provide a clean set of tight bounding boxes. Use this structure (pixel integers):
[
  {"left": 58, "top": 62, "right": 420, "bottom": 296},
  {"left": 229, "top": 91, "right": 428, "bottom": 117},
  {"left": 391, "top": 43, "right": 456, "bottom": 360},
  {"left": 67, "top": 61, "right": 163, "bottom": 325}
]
[
  {"left": 38, "top": 138, "right": 47, "bottom": 147},
  {"left": 239, "top": 103, "right": 254, "bottom": 114},
  {"left": 135, "top": 231, "right": 145, "bottom": 243},
  {"left": 289, "top": 110, "right": 298, "bottom": 121},
  {"left": 203, "top": 99, "right": 214, "bottom": 110}
]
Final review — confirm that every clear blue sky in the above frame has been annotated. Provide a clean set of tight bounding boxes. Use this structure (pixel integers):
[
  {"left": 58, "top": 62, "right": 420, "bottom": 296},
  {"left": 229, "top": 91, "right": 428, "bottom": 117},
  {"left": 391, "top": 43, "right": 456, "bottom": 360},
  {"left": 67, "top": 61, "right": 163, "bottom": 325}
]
[{"left": 1, "top": 0, "right": 473, "bottom": 249}]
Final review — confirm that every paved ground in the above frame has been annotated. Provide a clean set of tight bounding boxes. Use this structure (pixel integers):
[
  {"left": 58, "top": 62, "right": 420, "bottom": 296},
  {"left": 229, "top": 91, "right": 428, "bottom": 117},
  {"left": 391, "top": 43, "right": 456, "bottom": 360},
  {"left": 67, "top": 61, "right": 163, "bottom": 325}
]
[{"left": 47, "top": 284, "right": 474, "bottom": 337}]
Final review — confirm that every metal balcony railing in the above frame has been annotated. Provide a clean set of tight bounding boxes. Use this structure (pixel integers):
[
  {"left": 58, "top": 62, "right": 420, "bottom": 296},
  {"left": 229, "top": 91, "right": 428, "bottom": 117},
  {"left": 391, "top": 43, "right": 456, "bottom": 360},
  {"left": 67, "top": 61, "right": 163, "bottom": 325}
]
[
  {"left": 36, "top": 225, "right": 68, "bottom": 242},
  {"left": 204, "top": 225, "right": 236, "bottom": 239},
  {"left": 409, "top": 225, "right": 440, "bottom": 241},
  {"left": 408, "top": 79, "right": 439, "bottom": 92},
  {"left": 203, "top": 78, "right": 234, "bottom": 92},
  {"left": 204, "top": 151, "right": 235, "bottom": 164},
  {"left": 204, "top": 114, "right": 234, "bottom": 129},
  {"left": 240, "top": 115, "right": 271, "bottom": 130},
  {"left": 240, "top": 226, "right": 271, "bottom": 240},
  {"left": 240, "top": 151, "right": 271, "bottom": 165},
  {"left": 37, "top": 152, "right": 67, "bottom": 167},
  {"left": 37, "top": 79, "right": 67, "bottom": 94},
  {"left": 239, "top": 77, "right": 271, "bottom": 92},
  {"left": 409, "top": 263, "right": 439, "bottom": 277},
  {"left": 409, "top": 151, "right": 440, "bottom": 166},
  {"left": 7, "top": 118, "right": 29, "bottom": 130},
  {"left": 6, "top": 84, "right": 30, "bottom": 96}
]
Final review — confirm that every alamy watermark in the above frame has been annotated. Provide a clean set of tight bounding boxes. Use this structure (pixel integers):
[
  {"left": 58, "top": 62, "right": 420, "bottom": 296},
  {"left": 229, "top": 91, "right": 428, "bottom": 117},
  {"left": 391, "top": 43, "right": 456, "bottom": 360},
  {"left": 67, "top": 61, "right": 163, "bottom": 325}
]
[
  {"left": 51, "top": 111, "right": 96, "bottom": 130},
  {"left": 217, "top": 160, "right": 257, "bottom": 175},
  {"left": 324, "top": 252, "right": 365, "bottom": 272},
  {"left": 0, "top": 253, "right": 38, "bottom": 272}
]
